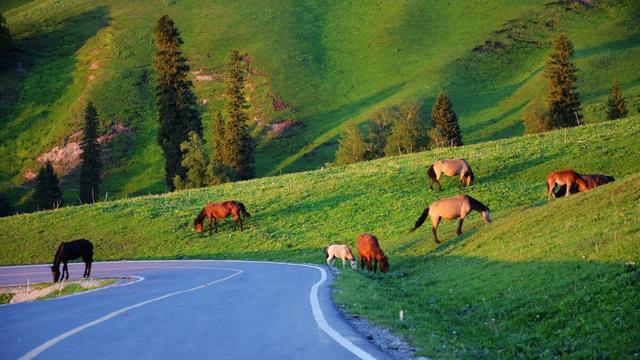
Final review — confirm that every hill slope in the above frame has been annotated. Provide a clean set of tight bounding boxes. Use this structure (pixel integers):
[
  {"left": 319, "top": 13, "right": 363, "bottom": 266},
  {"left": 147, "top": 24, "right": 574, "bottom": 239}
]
[
  {"left": 1, "top": 116, "right": 638, "bottom": 357},
  {"left": 1, "top": 0, "right": 639, "bottom": 205}
]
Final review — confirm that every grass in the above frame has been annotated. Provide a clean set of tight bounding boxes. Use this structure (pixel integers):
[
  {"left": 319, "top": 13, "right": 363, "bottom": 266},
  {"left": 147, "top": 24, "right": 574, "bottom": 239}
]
[
  {"left": 34, "top": 278, "right": 117, "bottom": 301},
  {"left": 0, "top": 278, "right": 118, "bottom": 304},
  {"left": 0, "top": 116, "right": 638, "bottom": 356},
  {"left": 1, "top": 0, "right": 639, "bottom": 210}
]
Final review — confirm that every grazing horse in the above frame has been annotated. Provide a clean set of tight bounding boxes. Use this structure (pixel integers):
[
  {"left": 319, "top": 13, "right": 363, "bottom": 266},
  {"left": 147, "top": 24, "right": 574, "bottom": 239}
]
[
  {"left": 356, "top": 234, "right": 389, "bottom": 273},
  {"left": 50, "top": 239, "right": 94, "bottom": 283},
  {"left": 325, "top": 244, "right": 357, "bottom": 270},
  {"left": 427, "top": 159, "right": 475, "bottom": 191},
  {"left": 194, "top": 200, "right": 251, "bottom": 234},
  {"left": 411, "top": 195, "right": 491, "bottom": 244},
  {"left": 554, "top": 174, "right": 615, "bottom": 197},
  {"left": 546, "top": 170, "right": 591, "bottom": 199}
]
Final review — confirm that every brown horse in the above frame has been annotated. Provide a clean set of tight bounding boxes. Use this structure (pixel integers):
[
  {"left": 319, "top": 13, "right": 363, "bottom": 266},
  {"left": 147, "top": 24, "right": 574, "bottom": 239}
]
[
  {"left": 427, "top": 159, "right": 475, "bottom": 191},
  {"left": 194, "top": 200, "right": 251, "bottom": 234},
  {"left": 411, "top": 195, "right": 491, "bottom": 244},
  {"left": 50, "top": 239, "right": 94, "bottom": 283},
  {"left": 356, "top": 234, "right": 389, "bottom": 273},
  {"left": 554, "top": 174, "right": 615, "bottom": 197},
  {"left": 546, "top": 170, "right": 591, "bottom": 199}
]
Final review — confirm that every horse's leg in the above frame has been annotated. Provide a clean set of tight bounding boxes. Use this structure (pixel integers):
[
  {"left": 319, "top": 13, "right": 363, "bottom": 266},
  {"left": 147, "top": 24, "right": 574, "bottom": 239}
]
[
  {"left": 565, "top": 181, "right": 572, "bottom": 197},
  {"left": 457, "top": 218, "right": 465, "bottom": 236},
  {"left": 213, "top": 218, "right": 218, "bottom": 233},
  {"left": 431, "top": 217, "right": 441, "bottom": 244},
  {"left": 359, "top": 255, "right": 365, "bottom": 270},
  {"left": 373, "top": 259, "right": 378, "bottom": 273},
  {"left": 63, "top": 261, "right": 69, "bottom": 280}
]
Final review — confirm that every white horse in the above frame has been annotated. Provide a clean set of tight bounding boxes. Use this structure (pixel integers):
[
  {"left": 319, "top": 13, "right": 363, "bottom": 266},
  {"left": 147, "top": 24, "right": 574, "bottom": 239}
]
[{"left": 325, "top": 244, "right": 357, "bottom": 270}]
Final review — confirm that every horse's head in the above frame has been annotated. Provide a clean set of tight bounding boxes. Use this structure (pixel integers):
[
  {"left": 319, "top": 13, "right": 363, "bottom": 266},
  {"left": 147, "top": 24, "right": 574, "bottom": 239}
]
[
  {"left": 466, "top": 170, "right": 475, "bottom": 186},
  {"left": 350, "top": 259, "right": 357, "bottom": 270},
  {"left": 194, "top": 210, "right": 205, "bottom": 233},
  {"left": 50, "top": 266, "right": 60, "bottom": 283},
  {"left": 379, "top": 256, "right": 389, "bottom": 273},
  {"left": 194, "top": 222, "right": 203, "bottom": 233},
  {"left": 481, "top": 209, "right": 492, "bottom": 224}
]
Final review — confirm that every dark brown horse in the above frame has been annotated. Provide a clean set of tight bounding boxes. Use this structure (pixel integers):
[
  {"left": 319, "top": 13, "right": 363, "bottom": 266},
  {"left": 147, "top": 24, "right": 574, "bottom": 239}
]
[
  {"left": 50, "top": 239, "right": 94, "bottom": 283},
  {"left": 546, "top": 170, "right": 590, "bottom": 199},
  {"left": 427, "top": 159, "right": 475, "bottom": 191},
  {"left": 194, "top": 200, "right": 251, "bottom": 234},
  {"left": 554, "top": 174, "right": 615, "bottom": 197},
  {"left": 411, "top": 195, "right": 491, "bottom": 244},
  {"left": 356, "top": 233, "right": 389, "bottom": 273}
]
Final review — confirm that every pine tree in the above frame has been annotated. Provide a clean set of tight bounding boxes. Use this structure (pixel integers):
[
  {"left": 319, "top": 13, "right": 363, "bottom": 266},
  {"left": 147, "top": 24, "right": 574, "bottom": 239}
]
[
  {"left": 0, "top": 13, "right": 11, "bottom": 57},
  {"left": 606, "top": 80, "right": 628, "bottom": 120},
  {"left": 221, "top": 50, "right": 254, "bottom": 180},
  {"left": 384, "top": 102, "right": 430, "bottom": 156},
  {"left": 79, "top": 103, "right": 102, "bottom": 204},
  {"left": 34, "top": 162, "right": 63, "bottom": 210},
  {"left": 153, "top": 15, "right": 202, "bottom": 190},
  {"left": 430, "top": 92, "right": 462, "bottom": 148},
  {"left": 173, "top": 131, "right": 209, "bottom": 190},
  {"left": 367, "top": 107, "right": 394, "bottom": 159},
  {"left": 207, "top": 112, "right": 235, "bottom": 184},
  {"left": 523, "top": 100, "right": 552, "bottom": 135},
  {"left": 335, "top": 123, "right": 368, "bottom": 166},
  {"left": 544, "top": 34, "right": 581, "bottom": 128},
  {"left": 0, "top": 192, "right": 13, "bottom": 217}
]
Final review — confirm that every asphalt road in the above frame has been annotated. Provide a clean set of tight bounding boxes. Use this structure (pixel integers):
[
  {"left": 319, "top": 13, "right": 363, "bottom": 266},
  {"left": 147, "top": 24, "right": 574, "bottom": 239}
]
[{"left": 0, "top": 260, "right": 390, "bottom": 360}]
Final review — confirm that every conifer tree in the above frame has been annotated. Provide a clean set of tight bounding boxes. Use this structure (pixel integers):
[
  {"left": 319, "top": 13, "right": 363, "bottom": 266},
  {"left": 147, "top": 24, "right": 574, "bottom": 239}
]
[
  {"left": 34, "top": 161, "right": 63, "bottom": 210},
  {"left": 430, "top": 92, "right": 462, "bottom": 148},
  {"left": 544, "top": 34, "right": 581, "bottom": 128},
  {"left": 0, "top": 13, "right": 11, "bottom": 57},
  {"left": 606, "top": 80, "right": 627, "bottom": 120},
  {"left": 221, "top": 50, "right": 254, "bottom": 180},
  {"left": 173, "top": 131, "right": 209, "bottom": 190},
  {"left": 0, "top": 192, "right": 12, "bottom": 217},
  {"left": 79, "top": 103, "right": 102, "bottom": 204},
  {"left": 153, "top": 15, "right": 202, "bottom": 190},
  {"left": 207, "top": 112, "right": 235, "bottom": 184},
  {"left": 385, "top": 102, "right": 430, "bottom": 155},
  {"left": 523, "top": 100, "right": 552, "bottom": 135},
  {"left": 335, "top": 123, "right": 368, "bottom": 166}
]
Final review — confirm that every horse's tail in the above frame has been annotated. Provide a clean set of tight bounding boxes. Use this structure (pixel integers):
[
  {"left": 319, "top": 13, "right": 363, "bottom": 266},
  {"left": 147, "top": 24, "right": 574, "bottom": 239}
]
[
  {"left": 411, "top": 207, "right": 430, "bottom": 232},
  {"left": 324, "top": 246, "right": 329, "bottom": 259},
  {"left": 238, "top": 202, "right": 251, "bottom": 217},
  {"left": 427, "top": 164, "right": 437, "bottom": 182}
]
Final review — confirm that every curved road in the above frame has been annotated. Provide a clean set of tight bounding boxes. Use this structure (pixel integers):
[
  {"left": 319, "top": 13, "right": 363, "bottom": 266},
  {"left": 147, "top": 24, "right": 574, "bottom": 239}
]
[{"left": 0, "top": 261, "right": 390, "bottom": 359}]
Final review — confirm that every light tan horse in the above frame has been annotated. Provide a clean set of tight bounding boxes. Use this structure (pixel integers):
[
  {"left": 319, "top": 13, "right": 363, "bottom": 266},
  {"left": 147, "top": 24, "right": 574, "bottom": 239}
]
[
  {"left": 410, "top": 195, "right": 491, "bottom": 244},
  {"left": 324, "top": 244, "right": 357, "bottom": 270},
  {"left": 427, "top": 159, "right": 475, "bottom": 191},
  {"left": 546, "top": 170, "right": 591, "bottom": 200}
]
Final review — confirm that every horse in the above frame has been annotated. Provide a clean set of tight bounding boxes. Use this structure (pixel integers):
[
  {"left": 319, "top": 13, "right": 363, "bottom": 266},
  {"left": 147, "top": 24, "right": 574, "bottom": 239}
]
[
  {"left": 553, "top": 174, "right": 615, "bottom": 197},
  {"left": 325, "top": 244, "right": 357, "bottom": 270},
  {"left": 356, "top": 234, "right": 389, "bottom": 273},
  {"left": 546, "top": 170, "right": 591, "bottom": 199},
  {"left": 411, "top": 195, "right": 491, "bottom": 244},
  {"left": 427, "top": 159, "right": 475, "bottom": 191},
  {"left": 50, "top": 239, "right": 94, "bottom": 283},
  {"left": 194, "top": 200, "right": 251, "bottom": 234}
]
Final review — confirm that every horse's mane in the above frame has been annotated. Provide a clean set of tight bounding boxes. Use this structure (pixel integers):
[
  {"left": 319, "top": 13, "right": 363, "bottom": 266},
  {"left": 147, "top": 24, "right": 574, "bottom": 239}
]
[
  {"left": 466, "top": 195, "right": 488, "bottom": 212},
  {"left": 52, "top": 243, "right": 64, "bottom": 267},
  {"left": 468, "top": 167, "right": 475, "bottom": 182},
  {"left": 194, "top": 208, "right": 206, "bottom": 226}
]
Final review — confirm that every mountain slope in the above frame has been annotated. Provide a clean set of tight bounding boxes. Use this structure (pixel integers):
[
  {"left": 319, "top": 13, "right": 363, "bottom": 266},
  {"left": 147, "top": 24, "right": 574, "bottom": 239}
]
[{"left": 1, "top": 0, "right": 639, "bottom": 204}]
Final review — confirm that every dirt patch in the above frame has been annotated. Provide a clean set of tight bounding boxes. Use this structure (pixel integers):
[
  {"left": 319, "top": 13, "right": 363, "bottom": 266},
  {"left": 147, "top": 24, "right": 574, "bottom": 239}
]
[
  {"left": 0, "top": 277, "right": 131, "bottom": 304},
  {"left": 268, "top": 119, "right": 302, "bottom": 137}
]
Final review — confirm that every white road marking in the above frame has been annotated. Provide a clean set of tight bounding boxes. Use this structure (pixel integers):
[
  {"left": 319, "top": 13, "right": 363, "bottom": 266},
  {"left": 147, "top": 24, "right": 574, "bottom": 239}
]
[{"left": 18, "top": 268, "right": 243, "bottom": 360}]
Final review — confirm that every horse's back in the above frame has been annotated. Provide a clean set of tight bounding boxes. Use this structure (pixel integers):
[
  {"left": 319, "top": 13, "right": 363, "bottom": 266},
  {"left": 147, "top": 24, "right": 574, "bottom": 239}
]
[
  {"left": 431, "top": 195, "right": 468, "bottom": 219},
  {"left": 439, "top": 159, "right": 469, "bottom": 175},
  {"left": 61, "top": 239, "right": 93, "bottom": 260},
  {"left": 357, "top": 234, "right": 382, "bottom": 257}
]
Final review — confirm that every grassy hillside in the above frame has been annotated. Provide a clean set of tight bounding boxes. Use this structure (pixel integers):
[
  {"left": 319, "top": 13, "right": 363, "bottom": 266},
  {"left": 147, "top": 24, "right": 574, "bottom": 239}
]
[
  {"left": 1, "top": 0, "right": 639, "bottom": 207},
  {"left": 0, "top": 116, "right": 638, "bottom": 357}
]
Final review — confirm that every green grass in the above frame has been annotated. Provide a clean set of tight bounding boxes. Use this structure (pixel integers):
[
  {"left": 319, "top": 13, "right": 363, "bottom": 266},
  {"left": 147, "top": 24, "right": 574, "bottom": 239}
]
[
  {"left": 1, "top": 0, "right": 639, "bottom": 209},
  {"left": 35, "top": 278, "right": 117, "bottom": 300},
  {"left": 0, "top": 293, "right": 13, "bottom": 304},
  {"left": 0, "top": 116, "right": 638, "bottom": 357}
]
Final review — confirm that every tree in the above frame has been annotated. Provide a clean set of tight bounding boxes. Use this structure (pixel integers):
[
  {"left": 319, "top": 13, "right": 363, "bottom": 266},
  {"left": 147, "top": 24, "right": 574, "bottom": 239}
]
[
  {"left": 0, "top": 13, "right": 11, "bottom": 58},
  {"left": 207, "top": 112, "right": 235, "bottom": 184},
  {"left": 335, "top": 123, "right": 368, "bottom": 166},
  {"left": 385, "top": 101, "right": 430, "bottom": 156},
  {"left": 153, "top": 15, "right": 202, "bottom": 190},
  {"left": 221, "top": 50, "right": 254, "bottom": 180},
  {"left": 606, "top": 80, "right": 628, "bottom": 120},
  {"left": 430, "top": 92, "right": 462, "bottom": 148},
  {"left": 544, "top": 34, "right": 581, "bottom": 128},
  {"left": 173, "top": 131, "right": 209, "bottom": 190},
  {"left": 34, "top": 162, "right": 63, "bottom": 210},
  {"left": 0, "top": 192, "right": 13, "bottom": 217},
  {"left": 523, "top": 100, "right": 552, "bottom": 135},
  {"left": 79, "top": 103, "right": 102, "bottom": 204},
  {"left": 367, "top": 108, "right": 394, "bottom": 159}
]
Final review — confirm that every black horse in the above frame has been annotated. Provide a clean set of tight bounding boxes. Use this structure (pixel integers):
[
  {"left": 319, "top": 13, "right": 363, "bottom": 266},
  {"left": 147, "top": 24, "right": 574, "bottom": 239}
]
[{"left": 51, "top": 239, "right": 94, "bottom": 283}]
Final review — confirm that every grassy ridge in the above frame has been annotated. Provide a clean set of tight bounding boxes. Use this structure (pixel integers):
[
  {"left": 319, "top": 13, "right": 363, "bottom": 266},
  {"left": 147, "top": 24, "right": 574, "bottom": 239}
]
[
  {"left": 0, "top": 117, "right": 638, "bottom": 357},
  {"left": 1, "top": 0, "right": 639, "bottom": 203}
]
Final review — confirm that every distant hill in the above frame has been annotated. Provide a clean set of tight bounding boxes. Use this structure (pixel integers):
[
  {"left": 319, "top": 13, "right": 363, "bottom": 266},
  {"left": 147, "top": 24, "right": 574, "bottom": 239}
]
[{"left": 1, "top": 0, "right": 638, "bottom": 209}]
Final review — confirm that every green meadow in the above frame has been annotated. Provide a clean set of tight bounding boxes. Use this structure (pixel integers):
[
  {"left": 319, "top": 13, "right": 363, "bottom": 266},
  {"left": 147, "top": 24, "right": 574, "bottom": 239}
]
[
  {"left": 1, "top": 117, "right": 639, "bottom": 357},
  {"left": 1, "top": 0, "right": 639, "bottom": 206}
]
